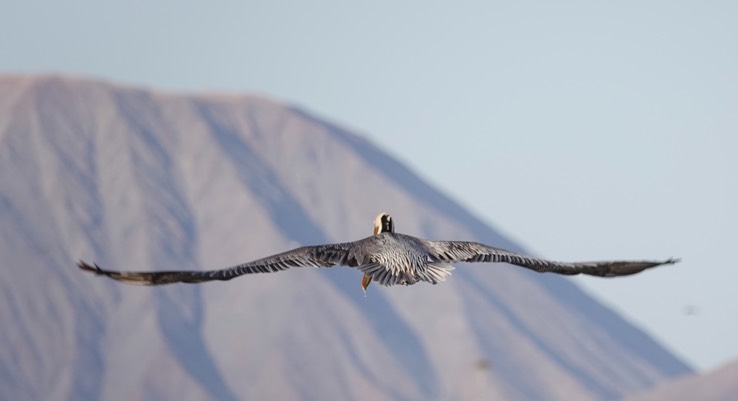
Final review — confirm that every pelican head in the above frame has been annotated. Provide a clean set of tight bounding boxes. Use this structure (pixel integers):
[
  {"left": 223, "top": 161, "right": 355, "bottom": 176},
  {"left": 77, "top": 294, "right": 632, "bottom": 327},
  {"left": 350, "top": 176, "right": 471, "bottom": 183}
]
[
  {"left": 373, "top": 212, "right": 394, "bottom": 236},
  {"left": 363, "top": 212, "right": 395, "bottom": 294}
]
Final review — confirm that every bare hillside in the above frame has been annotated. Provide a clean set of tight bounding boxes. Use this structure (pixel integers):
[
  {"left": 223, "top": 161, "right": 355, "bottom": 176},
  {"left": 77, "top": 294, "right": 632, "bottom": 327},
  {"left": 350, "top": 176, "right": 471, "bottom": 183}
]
[
  {"left": 0, "top": 75, "right": 691, "bottom": 401},
  {"left": 623, "top": 360, "right": 738, "bottom": 401}
]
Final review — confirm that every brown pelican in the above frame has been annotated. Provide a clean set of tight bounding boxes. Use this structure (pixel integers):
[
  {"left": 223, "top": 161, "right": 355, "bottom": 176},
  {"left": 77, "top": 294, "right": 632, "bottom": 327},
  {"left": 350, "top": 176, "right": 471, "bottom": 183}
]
[{"left": 78, "top": 212, "right": 678, "bottom": 293}]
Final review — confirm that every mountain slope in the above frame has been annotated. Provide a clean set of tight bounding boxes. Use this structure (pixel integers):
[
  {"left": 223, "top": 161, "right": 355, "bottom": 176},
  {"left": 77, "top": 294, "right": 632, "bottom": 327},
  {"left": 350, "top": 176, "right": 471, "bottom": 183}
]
[
  {"left": 0, "top": 75, "right": 691, "bottom": 401},
  {"left": 623, "top": 360, "right": 738, "bottom": 401}
]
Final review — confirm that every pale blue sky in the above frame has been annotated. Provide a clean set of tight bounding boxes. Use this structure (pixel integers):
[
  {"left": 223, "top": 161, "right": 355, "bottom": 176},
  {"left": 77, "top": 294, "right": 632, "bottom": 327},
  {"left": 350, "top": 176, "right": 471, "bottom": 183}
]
[{"left": 2, "top": 0, "right": 736, "bottom": 372}]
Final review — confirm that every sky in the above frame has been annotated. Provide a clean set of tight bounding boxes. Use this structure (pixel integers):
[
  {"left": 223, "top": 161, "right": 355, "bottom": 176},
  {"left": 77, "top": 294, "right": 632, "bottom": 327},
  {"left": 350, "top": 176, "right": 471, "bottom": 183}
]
[{"left": 2, "top": 0, "right": 736, "bottom": 372}]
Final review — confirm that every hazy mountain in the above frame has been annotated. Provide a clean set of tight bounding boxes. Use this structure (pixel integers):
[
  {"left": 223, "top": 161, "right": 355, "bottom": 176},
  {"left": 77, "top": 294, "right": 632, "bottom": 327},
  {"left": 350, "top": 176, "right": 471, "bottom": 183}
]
[
  {"left": 623, "top": 360, "right": 738, "bottom": 401},
  {"left": 0, "top": 75, "right": 691, "bottom": 401}
]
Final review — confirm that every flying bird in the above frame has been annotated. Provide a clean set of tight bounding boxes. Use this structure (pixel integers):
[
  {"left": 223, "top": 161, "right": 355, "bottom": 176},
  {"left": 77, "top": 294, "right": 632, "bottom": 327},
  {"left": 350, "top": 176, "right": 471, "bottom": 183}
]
[{"left": 78, "top": 212, "right": 678, "bottom": 293}]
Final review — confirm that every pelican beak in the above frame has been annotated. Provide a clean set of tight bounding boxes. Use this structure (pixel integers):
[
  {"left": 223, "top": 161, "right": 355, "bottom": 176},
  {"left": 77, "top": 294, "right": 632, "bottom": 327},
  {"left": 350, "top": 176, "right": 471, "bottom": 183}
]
[{"left": 361, "top": 274, "right": 372, "bottom": 295}]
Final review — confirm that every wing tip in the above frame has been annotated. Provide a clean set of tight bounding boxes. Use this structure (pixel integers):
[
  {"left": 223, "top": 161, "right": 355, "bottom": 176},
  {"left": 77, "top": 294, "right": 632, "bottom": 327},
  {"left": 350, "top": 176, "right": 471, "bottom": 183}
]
[
  {"left": 77, "top": 260, "right": 103, "bottom": 274},
  {"left": 665, "top": 257, "right": 681, "bottom": 265}
]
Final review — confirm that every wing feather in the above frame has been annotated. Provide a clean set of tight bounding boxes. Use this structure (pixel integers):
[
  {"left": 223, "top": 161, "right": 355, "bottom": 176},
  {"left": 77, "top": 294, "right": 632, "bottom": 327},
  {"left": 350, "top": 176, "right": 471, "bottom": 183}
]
[
  {"left": 78, "top": 241, "right": 361, "bottom": 285},
  {"left": 422, "top": 240, "right": 679, "bottom": 277}
]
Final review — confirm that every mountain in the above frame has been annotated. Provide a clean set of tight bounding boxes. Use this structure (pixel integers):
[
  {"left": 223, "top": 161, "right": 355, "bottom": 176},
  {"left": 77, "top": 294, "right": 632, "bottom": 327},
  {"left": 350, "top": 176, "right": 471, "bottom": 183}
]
[
  {"left": 0, "top": 75, "right": 691, "bottom": 401},
  {"left": 623, "top": 360, "right": 738, "bottom": 401}
]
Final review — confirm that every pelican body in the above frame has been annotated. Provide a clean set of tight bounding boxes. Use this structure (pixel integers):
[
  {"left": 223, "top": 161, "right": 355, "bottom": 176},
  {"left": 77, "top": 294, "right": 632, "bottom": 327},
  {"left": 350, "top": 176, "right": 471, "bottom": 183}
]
[{"left": 78, "top": 213, "right": 678, "bottom": 292}]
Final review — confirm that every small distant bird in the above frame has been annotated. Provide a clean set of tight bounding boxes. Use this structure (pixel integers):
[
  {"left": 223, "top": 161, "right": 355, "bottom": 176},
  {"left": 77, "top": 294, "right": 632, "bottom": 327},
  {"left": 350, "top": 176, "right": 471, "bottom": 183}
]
[
  {"left": 683, "top": 305, "right": 699, "bottom": 316},
  {"left": 78, "top": 212, "right": 679, "bottom": 293}
]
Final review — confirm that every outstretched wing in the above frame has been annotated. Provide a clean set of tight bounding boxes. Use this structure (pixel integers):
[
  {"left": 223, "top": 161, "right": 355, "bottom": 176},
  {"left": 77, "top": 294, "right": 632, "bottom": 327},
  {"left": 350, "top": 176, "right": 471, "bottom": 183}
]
[
  {"left": 422, "top": 240, "right": 679, "bottom": 277},
  {"left": 78, "top": 241, "right": 365, "bottom": 285}
]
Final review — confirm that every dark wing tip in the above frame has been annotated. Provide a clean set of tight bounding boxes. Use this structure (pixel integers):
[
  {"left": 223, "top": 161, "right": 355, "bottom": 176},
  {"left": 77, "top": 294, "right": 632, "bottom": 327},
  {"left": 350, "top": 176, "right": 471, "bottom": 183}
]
[
  {"left": 77, "top": 260, "right": 103, "bottom": 274},
  {"left": 76, "top": 260, "right": 162, "bottom": 285},
  {"left": 605, "top": 257, "right": 681, "bottom": 277}
]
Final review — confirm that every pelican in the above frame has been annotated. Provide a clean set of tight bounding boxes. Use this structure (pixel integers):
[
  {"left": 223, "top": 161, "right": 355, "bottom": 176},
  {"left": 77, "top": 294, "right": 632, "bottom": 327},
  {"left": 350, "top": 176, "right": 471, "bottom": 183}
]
[{"left": 78, "top": 212, "right": 678, "bottom": 293}]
